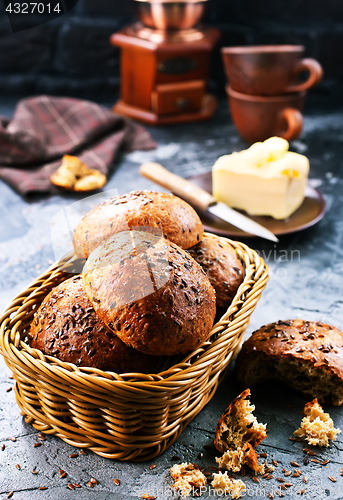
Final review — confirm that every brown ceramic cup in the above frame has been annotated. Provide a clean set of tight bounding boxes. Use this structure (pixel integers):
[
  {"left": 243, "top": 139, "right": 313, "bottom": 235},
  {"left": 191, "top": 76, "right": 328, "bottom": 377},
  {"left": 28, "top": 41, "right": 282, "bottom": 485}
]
[
  {"left": 227, "top": 85, "right": 305, "bottom": 143},
  {"left": 222, "top": 45, "right": 323, "bottom": 96}
]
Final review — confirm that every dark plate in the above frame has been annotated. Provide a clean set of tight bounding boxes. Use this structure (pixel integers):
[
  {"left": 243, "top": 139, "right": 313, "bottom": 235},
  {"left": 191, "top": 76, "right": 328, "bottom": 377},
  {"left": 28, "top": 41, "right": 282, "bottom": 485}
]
[{"left": 187, "top": 172, "right": 326, "bottom": 238}]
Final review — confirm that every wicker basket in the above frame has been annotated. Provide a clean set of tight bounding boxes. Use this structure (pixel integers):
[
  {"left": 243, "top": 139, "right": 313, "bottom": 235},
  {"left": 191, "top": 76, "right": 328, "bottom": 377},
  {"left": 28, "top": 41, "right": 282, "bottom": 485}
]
[{"left": 0, "top": 235, "right": 268, "bottom": 461}]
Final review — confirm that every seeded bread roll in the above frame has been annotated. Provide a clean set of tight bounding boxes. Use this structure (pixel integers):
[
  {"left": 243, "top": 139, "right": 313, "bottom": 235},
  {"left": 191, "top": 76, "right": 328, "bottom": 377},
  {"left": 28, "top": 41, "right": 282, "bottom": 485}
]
[
  {"left": 214, "top": 388, "right": 267, "bottom": 453},
  {"left": 28, "top": 275, "right": 158, "bottom": 373},
  {"left": 82, "top": 231, "right": 216, "bottom": 356},
  {"left": 73, "top": 190, "right": 204, "bottom": 258},
  {"left": 235, "top": 319, "right": 343, "bottom": 406},
  {"left": 187, "top": 234, "right": 244, "bottom": 313}
]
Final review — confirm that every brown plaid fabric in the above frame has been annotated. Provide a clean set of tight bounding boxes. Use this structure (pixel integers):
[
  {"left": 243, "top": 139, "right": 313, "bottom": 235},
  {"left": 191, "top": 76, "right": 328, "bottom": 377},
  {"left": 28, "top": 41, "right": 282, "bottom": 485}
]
[{"left": 0, "top": 95, "right": 156, "bottom": 195}]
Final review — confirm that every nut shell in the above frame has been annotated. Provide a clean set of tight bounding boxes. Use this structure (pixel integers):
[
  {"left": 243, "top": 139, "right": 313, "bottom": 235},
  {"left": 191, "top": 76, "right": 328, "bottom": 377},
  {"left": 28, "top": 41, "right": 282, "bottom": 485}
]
[
  {"left": 28, "top": 275, "right": 159, "bottom": 373},
  {"left": 73, "top": 190, "right": 203, "bottom": 258},
  {"left": 235, "top": 319, "right": 343, "bottom": 405},
  {"left": 82, "top": 232, "right": 216, "bottom": 356},
  {"left": 187, "top": 234, "right": 243, "bottom": 312}
]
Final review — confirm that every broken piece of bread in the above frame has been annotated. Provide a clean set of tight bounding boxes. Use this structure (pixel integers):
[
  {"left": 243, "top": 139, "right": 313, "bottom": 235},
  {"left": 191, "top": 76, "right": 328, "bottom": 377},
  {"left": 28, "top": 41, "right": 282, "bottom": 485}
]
[
  {"left": 294, "top": 398, "right": 341, "bottom": 446},
  {"left": 214, "top": 388, "right": 267, "bottom": 453},
  {"left": 50, "top": 155, "right": 107, "bottom": 191},
  {"left": 170, "top": 463, "right": 207, "bottom": 497},
  {"left": 211, "top": 472, "right": 246, "bottom": 498},
  {"left": 216, "top": 442, "right": 264, "bottom": 474}
]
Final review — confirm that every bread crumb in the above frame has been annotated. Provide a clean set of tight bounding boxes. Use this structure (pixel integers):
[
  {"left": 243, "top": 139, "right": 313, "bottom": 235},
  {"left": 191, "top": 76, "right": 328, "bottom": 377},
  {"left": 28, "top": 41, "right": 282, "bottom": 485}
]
[
  {"left": 215, "top": 389, "right": 267, "bottom": 453},
  {"left": 50, "top": 155, "right": 106, "bottom": 191},
  {"left": 294, "top": 399, "right": 340, "bottom": 446},
  {"left": 170, "top": 463, "right": 207, "bottom": 497},
  {"left": 216, "top": 442, "right": 264, "bottom": 474},
  {"left": 211, "top": 472, "right": 246, "bottom": 498}
]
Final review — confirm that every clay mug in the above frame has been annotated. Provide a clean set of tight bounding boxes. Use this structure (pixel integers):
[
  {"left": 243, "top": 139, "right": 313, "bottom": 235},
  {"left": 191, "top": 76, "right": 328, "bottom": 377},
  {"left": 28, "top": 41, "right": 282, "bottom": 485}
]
[
  {"left": 222, "top": 45, "right": 323, "bottom": 96},
  {"left": 227, "top": 85, "right": 305, "bottom": 143}
]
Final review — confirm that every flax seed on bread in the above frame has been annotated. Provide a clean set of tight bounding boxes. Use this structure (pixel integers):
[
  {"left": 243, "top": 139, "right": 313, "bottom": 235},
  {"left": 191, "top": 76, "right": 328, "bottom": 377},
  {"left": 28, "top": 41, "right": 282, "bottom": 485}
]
[{"left": 235, "top": 319, "right": 343, "bottom": 405}]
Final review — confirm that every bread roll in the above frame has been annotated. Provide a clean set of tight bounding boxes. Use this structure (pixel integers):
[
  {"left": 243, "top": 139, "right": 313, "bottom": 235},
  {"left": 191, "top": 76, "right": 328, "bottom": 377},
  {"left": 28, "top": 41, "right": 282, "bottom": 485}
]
[
  {"left": 73, "top": 190, "right": 204, "bottom": 258},
  {"left": 28, "top": 275, "right": 158, "bottom": 373},
  {"left": 187, "top": 234, "right": 243, "bottom": 312},
  {"left": 82, "top": 231, "right": 216, "bottom": 356},
  {"left": 235, "top": 319, "right": 343, "bottom": 405}
]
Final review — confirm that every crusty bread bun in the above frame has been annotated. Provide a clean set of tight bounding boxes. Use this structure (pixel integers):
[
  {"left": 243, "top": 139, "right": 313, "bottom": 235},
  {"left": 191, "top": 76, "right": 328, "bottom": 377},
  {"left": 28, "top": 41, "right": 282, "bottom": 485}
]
[
  {"left": 235, "top": 319, "right": 343, "bottom": 406},
  {"left": 28, "top": 275, "right": 158, "bottom": 373},
  {"left": 294, "top": 398, "right": 341, "bottom": 446},
  {"left": 73, "top": 190, "right": 204, "bottom": 258},
  {"left": 214, "top": 388, "right": 267, "bottom": 453},
  {"left": 82, "top": 231, "right": 216, "bottom": 356},
  {"left": 187, "top": 234, "right": 243, "bottom": 313}
]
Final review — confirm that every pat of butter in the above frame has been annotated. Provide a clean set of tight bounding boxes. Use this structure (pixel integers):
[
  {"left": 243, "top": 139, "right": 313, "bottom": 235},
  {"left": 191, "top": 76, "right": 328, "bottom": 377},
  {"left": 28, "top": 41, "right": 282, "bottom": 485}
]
[{"left": 212, "top": 137, "right": 310, "bottom": 219}]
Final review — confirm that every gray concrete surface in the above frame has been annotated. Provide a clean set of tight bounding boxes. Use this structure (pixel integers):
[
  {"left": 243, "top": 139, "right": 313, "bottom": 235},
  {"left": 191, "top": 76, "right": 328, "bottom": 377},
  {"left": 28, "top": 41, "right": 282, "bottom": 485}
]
[{"left": 1, "top": 97, "right": 343, "bottom": 499}]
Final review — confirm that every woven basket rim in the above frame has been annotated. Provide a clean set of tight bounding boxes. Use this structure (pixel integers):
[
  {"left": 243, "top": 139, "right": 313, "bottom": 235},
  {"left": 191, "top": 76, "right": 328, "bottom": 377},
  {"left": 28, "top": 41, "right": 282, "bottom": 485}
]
[{"left": 0, "top": 234, "right": 268, "bottom": 387}]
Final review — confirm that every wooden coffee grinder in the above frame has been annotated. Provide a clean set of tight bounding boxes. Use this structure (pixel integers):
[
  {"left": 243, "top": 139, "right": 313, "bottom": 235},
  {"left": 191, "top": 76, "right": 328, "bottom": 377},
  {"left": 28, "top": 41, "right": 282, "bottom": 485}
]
[{"left": 110, "top": 0, "right": 220, "bottom": 125}]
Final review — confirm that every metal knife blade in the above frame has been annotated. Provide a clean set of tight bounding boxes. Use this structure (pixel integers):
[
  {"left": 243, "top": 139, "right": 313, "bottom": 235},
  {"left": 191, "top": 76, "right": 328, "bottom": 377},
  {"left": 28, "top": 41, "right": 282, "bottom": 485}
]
[
  {"left": 139, "top": 162, "right": 279, "bottom": 242},
  {"left": 208, "top": 201, "right": 278, "bottom": 242}
]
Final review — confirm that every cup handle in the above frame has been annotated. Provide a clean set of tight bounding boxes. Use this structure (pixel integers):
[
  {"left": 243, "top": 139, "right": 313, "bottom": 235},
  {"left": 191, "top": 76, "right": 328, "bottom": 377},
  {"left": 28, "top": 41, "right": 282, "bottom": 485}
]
[
  {"left": 275, "top": 108, "right": 303, "bottom": 141},
  {"left": 285, "top": 58, "right": 323, "bottom": 93}
]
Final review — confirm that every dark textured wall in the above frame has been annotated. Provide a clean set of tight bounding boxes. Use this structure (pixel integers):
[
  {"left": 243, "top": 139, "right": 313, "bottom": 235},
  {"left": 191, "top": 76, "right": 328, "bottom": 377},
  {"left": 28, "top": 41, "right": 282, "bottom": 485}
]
[{"left": 1, "top": 0, "right": 343, "bottom": 98}]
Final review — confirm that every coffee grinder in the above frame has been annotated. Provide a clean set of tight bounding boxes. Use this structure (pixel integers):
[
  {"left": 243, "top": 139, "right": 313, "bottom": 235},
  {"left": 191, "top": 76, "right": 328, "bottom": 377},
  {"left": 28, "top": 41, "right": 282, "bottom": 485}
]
[{"left": 110, "top": 0, "right": 220, "bottom": 125}]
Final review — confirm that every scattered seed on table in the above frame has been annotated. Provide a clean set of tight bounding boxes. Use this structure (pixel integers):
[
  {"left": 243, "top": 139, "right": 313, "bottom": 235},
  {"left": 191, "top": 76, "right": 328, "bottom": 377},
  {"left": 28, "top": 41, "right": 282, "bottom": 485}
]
[
  {"left": 252, "top": 476, "right": 260, "bottom": 483},
  {"left": 311, "top": 459, "right": 320, "bottom": 464},
  {"left": 329, "top": 476, "right": 337, "bottom": 482},
  {"left": 268, "top": 493, "right": 274, "bottom": 499},
  {"left": 1, "top": 444, "right": 5, "bottom": 451},
  {"left": 10, "top": 437, "right": 16, "bottom": 442},
  {"left": 39, "top": 487, "right": 48, "bottom": 490},
  {"left": 87, "top": 482, "right": 94, "bottom": 488},
  {"left": 297, "top": 490, "right": 305, "bottom": 495},
  {"left": 276, "top": 492, "right": 284, "bottom": 497},
  {"left": 260, "top": 453, "right": 268, "bottom": 458},
  {"left": 150, "top": 464, "right": 156, "bottom": 470},
  {"left": 292, "top": 472, "right": 301, "bottom": 478},
  {"left": 74, "top": 484, "right": 81, "bottom": 488},
  {"left": 321, "top": 460, "right": 329, "bottom": 465},
  {"left": 204, "top": 471, "right": 211, "bottom": 477},
  {"left": 68, "top": 484, "right": 75, "bottom": 490},
  {"left": 90, "top": 478, "right": 98, "bottom": 485},
  {"left": 282, "top": 469, "right": 286, "bottom": 473},
  {"left": 7, "top": 492, "right": 13, "bottom": 499},
  {"left": 15, "top": 464, "right": 21, "bottom": 470},
  {"left": 303, "top": 476, "right": 308, "bottom": 484},
  {"left": 289, "top": 437, "right": 302, "bottom": 442},
  {"left": 31, "top": 470, "right": 38, "bottom": 474},
  {"left": 114, "top": 478, "right": 120, "bottom": 486},
  {"left": 33, "top": 442, "right": 42, "bottom": 448},
  {"left": 279, "top": 484, "right": 287, "bottom": 490},
  {"left": 6, "top": 387, "right": 12, "bottom": 392},
  {"left": 38, "top": 433, "right": 46, "bottom": 441},
  {"left": 69, "top": 453, "right": 78, "bottom": 458},
  {"left": 290, "top": 461, "right": 299, "bottom": 467},
  {"left": 209, "top": 466, "right": 217, "bottom": 471},
  {"left": 60, "top": 472, "right": 67, "bottom": 478},
  {"left": 266, "top": 474, "right": 274, "bottom": 480},
  {"left": 272, "top": 460, "right": 278, "bottom": 467},
  {"left": 276, "top": 477, "right": 285, "bottom": 483},
  {"left": 171, "top": 455, "right": 181, "bottom": 460},
  {"left": 203, "top": 445, "right": 213, "bottom": 450},
  {"left": 197, "top": 452, "right": 204, "bottom": 459},
  {"left": 284, "top": 483, "right": 293, "bottom": 488},
  {"left": 79, "top": 449, "right": 87, "bottom": 455},
  {"left": 263, "top": 473, "right": 269, "bottom": 479},
  {"left": 303, "top": 449, "right": 316, "bottom": 456},
  {"left": 285, "top": 471, "right": 292, "bottom": 476},
  {"left": 341, "top": 468, "right": 343, "bottom": 476},
  {"left": 303, "top": 456, "right": 309, "bottom": 465}
]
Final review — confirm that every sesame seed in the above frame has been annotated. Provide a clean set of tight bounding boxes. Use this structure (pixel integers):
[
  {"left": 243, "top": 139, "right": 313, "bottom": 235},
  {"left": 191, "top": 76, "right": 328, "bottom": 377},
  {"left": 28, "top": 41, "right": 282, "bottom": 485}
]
[
  {"left": 68, "top": 484, "right": 75, "bottom": 490},
  {"left": 290, "top": 461, "right": 299, "bottom": 467},
  {"left": 60, "top": 472, "right": 67, "bottom": 478},
  {"left": 33, "top": 442, "right": 42, "bottom": 448},
  {"left": 284, "top": 471, "right": 292, "bottom": 476},
  {"left": 90, "top": 478, "right": 98, "bottom": 485},
  {"left": 272, "top": 460, "right": 278, "bottom": 467},
  {"left": 149, "top": 464, "right": 156, "bottom": 470},
  {"left": 321, "top": 460, "right": 329, "bottom": 465},
  {"left": 329, "top": 476, "right": 336, "bottom": 482},
  {"left": 276, "top": 477, "right": 285, "bottom": 482},
  {"left": 266, "top": 474, "right": 274, "bottom": 480},
  {"left": 114, "top": 478, "right": 120, "bottom": 486},
  {"left": 262, "top": 473, "right": 269, "bottom": 479},
  {"left": 268, "top": 493, "right": 274, "bottom": 499},
  {"left": 10, "top": 437, "right": 16, "bottom": 442},
  {"left": 15, "top": 464, "right": 21, "bottom": 470},
  {"left": 284, "top": 482, "right": 293, "bottom": 487},
  {"left": 69, "top": 453, "right": 78, "bottom": 458},
  {"left": 311, "top": 459, "right": 320, "bottom": 464},
  {"left": 303, "top": 476, "right": 308, "bottom": 484},
  {"left": 87, "top": 482, "right": 94, "bottom": 488},
  {"left": 279, "top": 484, "right": 287, "bottom": 490},
  {"left": 303, "top": 448, "right": 316, "bottom": 456},
  {"left": 74, "top": 484, "right": 81, "bottom": 488}
]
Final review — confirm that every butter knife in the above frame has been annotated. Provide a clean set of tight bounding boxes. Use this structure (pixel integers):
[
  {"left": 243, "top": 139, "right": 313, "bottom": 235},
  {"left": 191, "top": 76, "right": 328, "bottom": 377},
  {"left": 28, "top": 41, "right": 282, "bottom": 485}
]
[{"left": 139, "top": 162, "right": 279, "bottom": 243}]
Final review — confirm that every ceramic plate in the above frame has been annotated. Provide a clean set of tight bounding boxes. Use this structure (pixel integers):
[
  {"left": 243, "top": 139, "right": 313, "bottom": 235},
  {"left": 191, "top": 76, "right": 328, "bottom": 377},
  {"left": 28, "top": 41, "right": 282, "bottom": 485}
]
[{"left": 187, "top": 172, "right": 326, "bottom": 238}]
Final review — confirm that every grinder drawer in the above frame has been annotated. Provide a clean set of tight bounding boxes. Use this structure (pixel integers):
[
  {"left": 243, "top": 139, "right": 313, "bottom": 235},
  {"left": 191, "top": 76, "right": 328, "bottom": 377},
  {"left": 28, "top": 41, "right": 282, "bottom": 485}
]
[{"left": 152, "top": 80, "right": 205, "bottom": 115}]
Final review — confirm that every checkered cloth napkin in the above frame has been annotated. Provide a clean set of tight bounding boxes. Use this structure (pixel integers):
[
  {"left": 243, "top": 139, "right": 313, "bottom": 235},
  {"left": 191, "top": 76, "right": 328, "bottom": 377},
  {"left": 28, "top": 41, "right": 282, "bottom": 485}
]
[{"left": 0, "top": 95, "right": 156, "bottom": 195}]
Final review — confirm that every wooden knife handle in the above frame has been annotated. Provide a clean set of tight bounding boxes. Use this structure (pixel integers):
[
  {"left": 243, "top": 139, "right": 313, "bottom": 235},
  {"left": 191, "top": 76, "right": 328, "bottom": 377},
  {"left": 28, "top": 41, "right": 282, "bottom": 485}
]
[{"left": 139, "top": 162, "right": 216, "bottom": 211}]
